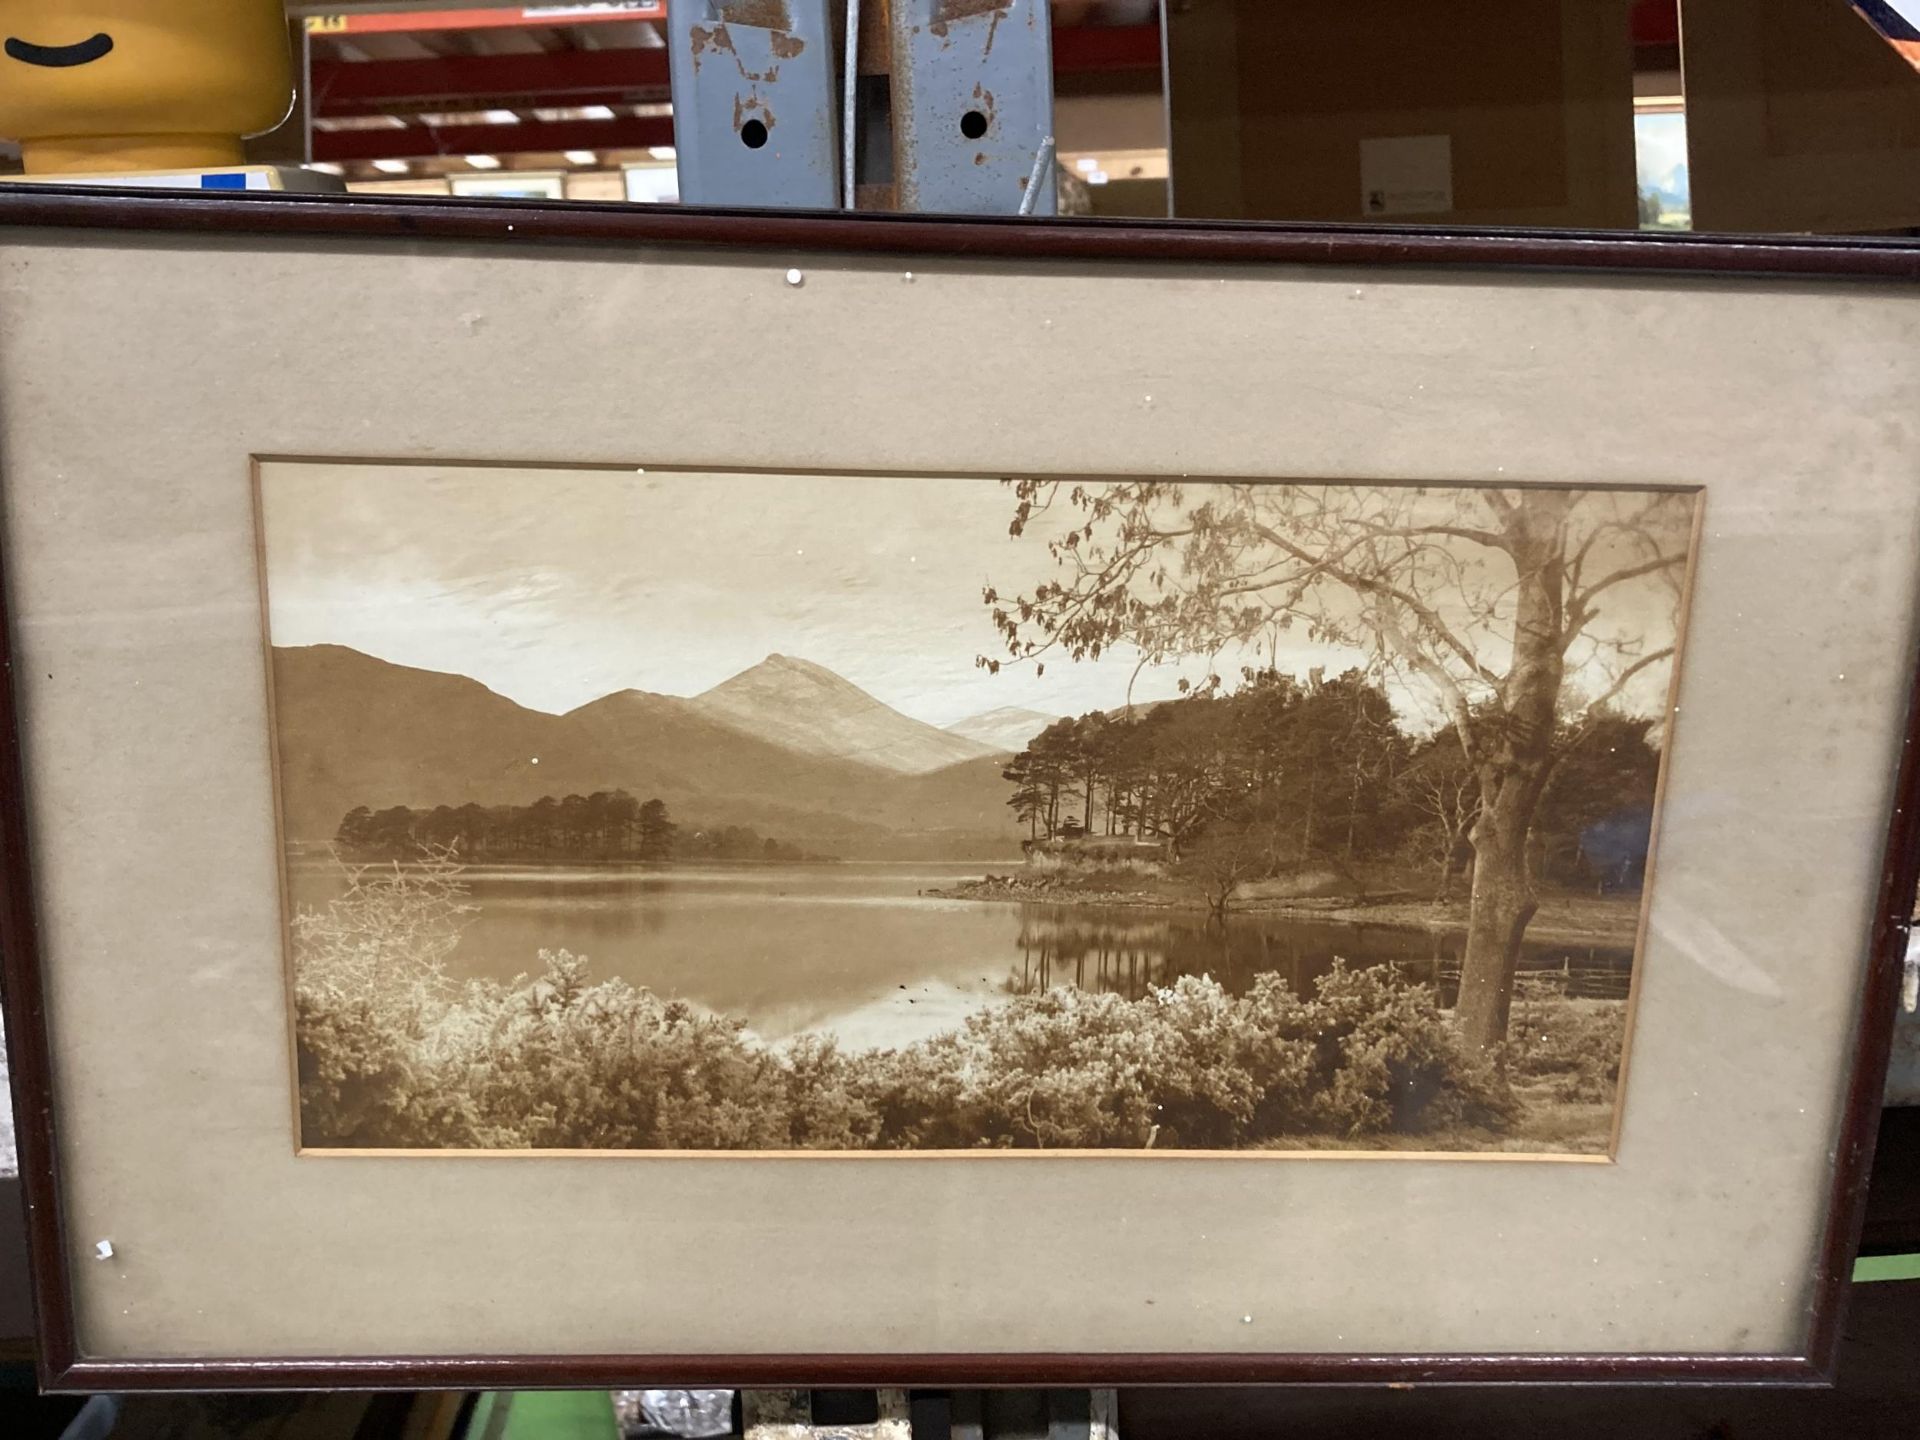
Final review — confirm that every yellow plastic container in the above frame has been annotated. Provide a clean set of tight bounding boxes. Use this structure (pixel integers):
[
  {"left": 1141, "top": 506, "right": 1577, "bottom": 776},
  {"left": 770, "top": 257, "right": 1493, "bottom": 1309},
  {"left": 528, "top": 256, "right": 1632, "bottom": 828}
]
[{"left": 0, "top": 2, "right": 293, "bottom": 175}]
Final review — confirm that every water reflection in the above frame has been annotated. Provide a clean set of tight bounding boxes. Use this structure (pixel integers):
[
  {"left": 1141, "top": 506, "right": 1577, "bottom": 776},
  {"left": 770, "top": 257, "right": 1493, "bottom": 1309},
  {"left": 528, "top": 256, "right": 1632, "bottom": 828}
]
[
  {"left": 1002, "top": 906, "right": 1633, "bottom": 1004},
  {"left": 288, "top": 860, "right": 1634, "bottom": 1043}
]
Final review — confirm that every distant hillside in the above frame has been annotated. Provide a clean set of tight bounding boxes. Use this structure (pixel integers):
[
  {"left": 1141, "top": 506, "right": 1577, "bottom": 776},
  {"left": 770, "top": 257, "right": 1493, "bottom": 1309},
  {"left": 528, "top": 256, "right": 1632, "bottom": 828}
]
[
  {"left": 691, "top": 654, "right": 998, "bottom": 774},
  {"left": 269, "top": 645, "right": 1023, "bottom": 860},
  {"left": 1652, "top": 162, "right": 1689, "bottom": 210},
  {"left": 271, "top": 644, "right": 559, "bottom": 839},
  {"left": 944, "top": 706, "right": 1057, "bottom": 753}
]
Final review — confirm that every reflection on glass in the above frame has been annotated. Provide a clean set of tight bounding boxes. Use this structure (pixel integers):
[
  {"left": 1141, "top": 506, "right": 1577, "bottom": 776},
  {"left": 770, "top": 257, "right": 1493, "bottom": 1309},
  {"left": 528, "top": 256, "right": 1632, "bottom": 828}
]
[{"left": 1635, "top": 107, "right": 1691, "bottom": 231}]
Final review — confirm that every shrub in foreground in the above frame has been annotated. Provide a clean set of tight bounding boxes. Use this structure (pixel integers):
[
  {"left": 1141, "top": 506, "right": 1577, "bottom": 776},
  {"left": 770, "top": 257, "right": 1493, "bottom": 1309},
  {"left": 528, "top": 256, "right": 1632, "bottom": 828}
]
[
  {"left": 296, "top": 949, "right": 1515, "bottom": 1151},
  {"left": 1504, "top": 987, "right": 1627, "bottom": 1104},
  {"left": 291, "top": 850, "right": 1519, "bottom": 1150}
]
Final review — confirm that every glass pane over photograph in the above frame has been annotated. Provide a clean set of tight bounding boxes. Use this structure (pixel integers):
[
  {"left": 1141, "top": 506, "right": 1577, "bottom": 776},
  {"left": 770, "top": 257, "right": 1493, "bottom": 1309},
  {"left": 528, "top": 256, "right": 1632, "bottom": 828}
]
[
  {"left": 258, "top": 464, "right": 1700, "bottom": 1156},
  {"left": 0, "top": 1, "right": 1914, "bottom": 234}
]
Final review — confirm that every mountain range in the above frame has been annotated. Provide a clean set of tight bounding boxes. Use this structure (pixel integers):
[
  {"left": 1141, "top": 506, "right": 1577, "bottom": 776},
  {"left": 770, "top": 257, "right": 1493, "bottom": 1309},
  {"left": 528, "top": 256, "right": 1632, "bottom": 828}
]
[
  {"left": 270, "top": 645, "right": 1028, "bottom": 860},
  {"left": 942, "top": 705, "right": 1060, "bottom": 753}
]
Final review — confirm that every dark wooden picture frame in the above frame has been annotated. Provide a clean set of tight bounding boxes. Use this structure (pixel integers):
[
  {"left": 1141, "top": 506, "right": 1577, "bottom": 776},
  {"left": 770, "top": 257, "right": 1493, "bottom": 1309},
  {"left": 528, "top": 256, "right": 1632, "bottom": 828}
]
[{"left": 0, "top": 186, "right": 1915, "bottom": 1392}]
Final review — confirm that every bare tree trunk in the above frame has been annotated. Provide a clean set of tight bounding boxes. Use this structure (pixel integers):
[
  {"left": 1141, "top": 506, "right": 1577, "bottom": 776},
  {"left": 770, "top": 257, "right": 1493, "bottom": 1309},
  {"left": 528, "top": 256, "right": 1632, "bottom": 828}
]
[
  {"left": 1453, "top": 494, "right": 1568, "bottom": 1049},
  {"left": 1455, "top": 776, "right": 1540, "bottom": 1046},
  {"left": 1346, "top": 752, "right": 1365, "bottom": 857}
]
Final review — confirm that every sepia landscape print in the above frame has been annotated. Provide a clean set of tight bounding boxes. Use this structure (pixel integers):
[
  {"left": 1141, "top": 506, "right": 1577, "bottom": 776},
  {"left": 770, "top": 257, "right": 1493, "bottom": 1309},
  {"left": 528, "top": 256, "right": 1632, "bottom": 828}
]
[{"left": 261, "top": 463, "right": 1698, "bottom": 1155}]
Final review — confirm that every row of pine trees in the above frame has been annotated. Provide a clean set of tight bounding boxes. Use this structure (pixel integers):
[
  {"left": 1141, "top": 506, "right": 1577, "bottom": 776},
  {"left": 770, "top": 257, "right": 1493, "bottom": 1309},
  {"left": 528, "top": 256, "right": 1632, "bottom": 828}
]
[
  {"left": 333, "top": 792, "right": 817, "bottom": 864},
  {"left": 1002, "top": 669, "right": 1661, "bottom": 894}
]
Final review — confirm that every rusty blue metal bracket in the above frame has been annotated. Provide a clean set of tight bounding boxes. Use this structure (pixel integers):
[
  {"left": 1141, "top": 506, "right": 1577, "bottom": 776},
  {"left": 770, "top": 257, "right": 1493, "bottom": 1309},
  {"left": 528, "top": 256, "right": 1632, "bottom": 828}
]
[
  {"left": 666, "top": 0, "right": 1057, "bottom": 214},
  {"left": 666, "top": 1, "right": 841, "bottom": 209},
  {"left": 889, "top": 0, "right": 1057, "bottom": 215}
]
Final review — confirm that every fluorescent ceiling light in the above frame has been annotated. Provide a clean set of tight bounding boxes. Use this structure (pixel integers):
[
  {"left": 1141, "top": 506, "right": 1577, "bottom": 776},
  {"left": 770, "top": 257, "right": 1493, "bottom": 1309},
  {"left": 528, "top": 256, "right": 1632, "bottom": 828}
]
[
  {"left": 648, "top": 145, "right": 676, "bottom": 161},
  {"left": 371, "top": 158, "right": 410, "bottom": 175},
  {"left": 465, "top": 154, "right": 502, "bottom": 170},
  {"left": 564, "top": 150, "right": 598, "bottom": 165},
  {"left": 313, "top": 114, "right": 405, "bottom": 132},
  {"left": 579, "top": 105, "right": 617, "bottom": 121},
  {"left": 482, "top": 109, "right": 521, "bottom": 125}
]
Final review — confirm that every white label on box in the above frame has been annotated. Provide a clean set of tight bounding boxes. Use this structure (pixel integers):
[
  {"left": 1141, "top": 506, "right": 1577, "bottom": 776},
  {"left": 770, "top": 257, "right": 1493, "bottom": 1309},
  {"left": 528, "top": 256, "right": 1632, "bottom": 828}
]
[{"left": 1359, "top": 134, "right": 1454, "bottom": 217}]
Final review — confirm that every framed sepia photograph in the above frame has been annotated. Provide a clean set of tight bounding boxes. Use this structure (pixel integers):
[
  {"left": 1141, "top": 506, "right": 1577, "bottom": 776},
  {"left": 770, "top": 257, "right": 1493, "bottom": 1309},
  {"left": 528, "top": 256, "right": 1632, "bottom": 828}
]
[
  {"left": 0, "top": 187, "right": 1916, "bottom": 1388},
  {"left": 264, "top": 462, "right": 1693, "bottom": 1161}
]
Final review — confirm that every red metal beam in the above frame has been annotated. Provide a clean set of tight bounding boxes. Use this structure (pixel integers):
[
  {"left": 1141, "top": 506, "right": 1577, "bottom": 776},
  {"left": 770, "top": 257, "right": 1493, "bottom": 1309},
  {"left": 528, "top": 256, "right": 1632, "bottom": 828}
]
[
  {"left": 313, "top": 46, "right": 671, "bottom": 112},
  {"left": 1630, "top": 0, "right": 1679, "bottom": 49},
  {"left": 1051, "top": 21, "right": 1161, "bottom": 73},
  {"left": 312, "top": 113, "right": 673, "bottom": 161},
  {"left": 305, "top": 5, "right": 664, "bottom": 36}
]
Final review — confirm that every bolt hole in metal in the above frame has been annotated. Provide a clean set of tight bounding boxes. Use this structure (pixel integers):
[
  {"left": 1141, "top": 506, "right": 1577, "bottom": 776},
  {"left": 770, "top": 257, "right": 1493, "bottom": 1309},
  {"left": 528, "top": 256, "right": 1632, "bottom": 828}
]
[
  {"left": 959, "top": 109, "right": 989, "bottom": 140},
  {"left": 740, "top": 118, "right": 770, "bottom": 150}
]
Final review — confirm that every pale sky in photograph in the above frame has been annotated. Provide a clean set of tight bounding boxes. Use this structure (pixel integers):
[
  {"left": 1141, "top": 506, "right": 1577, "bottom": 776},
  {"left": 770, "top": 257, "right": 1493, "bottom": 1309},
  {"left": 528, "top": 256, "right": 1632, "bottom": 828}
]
[
  {"left": 257, "top": 464, "right": 1687, "bottom": 729},
  {"left": 1634, "top": 111, "right": 1688, "bottom": 193},
  {"left": 258, "top": 465, "right": 1282, "bottom": 724}
]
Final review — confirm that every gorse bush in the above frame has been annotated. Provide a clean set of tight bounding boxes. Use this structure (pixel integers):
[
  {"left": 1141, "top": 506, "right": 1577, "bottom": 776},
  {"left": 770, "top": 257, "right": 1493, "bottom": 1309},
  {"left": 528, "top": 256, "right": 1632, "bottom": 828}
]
[
  {"left": 292, "top": 846, "right": 474, "bottom": 1012},
  {"left": 1505, "top": 985, "right": 1627, "bottom": 1105},
  {"left": 455, "top": 968, "right": 793, "bottom": 1150},
  {"left": 297, "top": 955, "right": 1517, "bottom": 1151},
  {"left": 292, "top": 859, "right": 1518, "bottom": 1151}
]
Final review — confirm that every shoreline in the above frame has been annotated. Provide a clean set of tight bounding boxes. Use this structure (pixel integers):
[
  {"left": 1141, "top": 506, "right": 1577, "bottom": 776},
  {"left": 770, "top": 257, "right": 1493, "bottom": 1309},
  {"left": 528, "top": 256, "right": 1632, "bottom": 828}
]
[
  {"left": 926, "top": 877, "right": 1644, "bottom": 949},
  {"left": 289, "top": 851, "right": 858, "bottom": 869}
]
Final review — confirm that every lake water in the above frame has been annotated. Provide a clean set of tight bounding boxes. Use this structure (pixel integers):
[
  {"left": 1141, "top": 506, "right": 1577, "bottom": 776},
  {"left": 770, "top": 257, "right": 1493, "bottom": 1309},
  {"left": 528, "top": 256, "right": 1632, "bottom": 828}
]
[{"left": 287, "top": 860, "right": 1635, "bottom": 1049}]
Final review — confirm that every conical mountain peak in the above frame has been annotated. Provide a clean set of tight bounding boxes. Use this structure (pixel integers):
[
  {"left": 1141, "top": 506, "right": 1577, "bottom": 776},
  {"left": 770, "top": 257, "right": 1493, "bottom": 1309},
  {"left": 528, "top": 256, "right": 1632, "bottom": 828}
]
[{"left": 691, "top": 656, "right": 998, "bottom": 774}]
